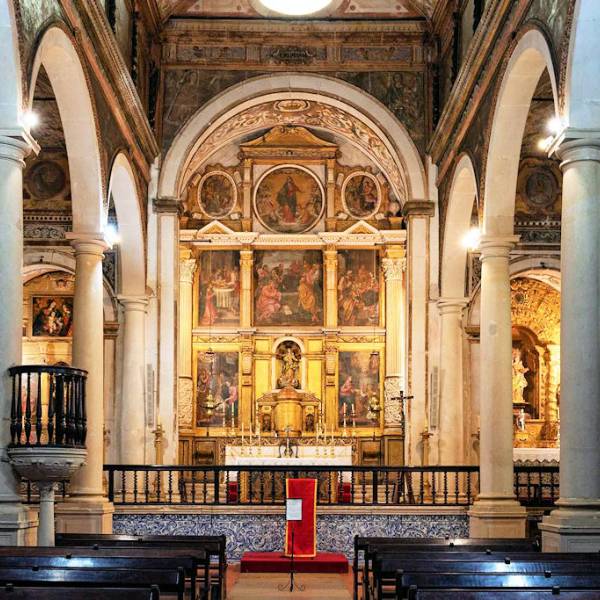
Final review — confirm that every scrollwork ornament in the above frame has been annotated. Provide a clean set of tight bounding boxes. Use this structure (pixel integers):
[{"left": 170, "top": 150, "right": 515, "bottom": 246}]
[{"left": 382, "top": 257, "right": 405, "bottom": 281}]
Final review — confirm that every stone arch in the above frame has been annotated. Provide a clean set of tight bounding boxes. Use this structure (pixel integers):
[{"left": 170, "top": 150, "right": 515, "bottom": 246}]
[
  {"left": 108, "top": 152, "right": 146, "bottom": 296},
  {"left": 29, "top": 26, "right": 104, "bottom": 234},
  {"left": 563, "top": 0, "right": 600, "bottom": 130},
  {"left": 0, "top": 0, "right": 23, "bottom": 131},
  {"left": 159, "top": 74, "right": 427, "bottom": 204},
  {"left": 483, "top": 29, "right": 558, "bottom": 236},
  {"left": 441, "top": 153, "right": 478, "bottom": 299}
]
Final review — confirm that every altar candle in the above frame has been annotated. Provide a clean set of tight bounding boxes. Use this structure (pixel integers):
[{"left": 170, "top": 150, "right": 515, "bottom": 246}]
[
  {"left": 351, "top": 404, "right": 356, "bottom": 416},
  {"left": 343, "top": 403, "right": 347, "bottom": 417}
]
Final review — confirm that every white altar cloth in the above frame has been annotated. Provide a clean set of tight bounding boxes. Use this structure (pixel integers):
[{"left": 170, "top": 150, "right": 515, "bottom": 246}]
[{"left": 225, "top": 445, "right": 352, "bottom": 466}]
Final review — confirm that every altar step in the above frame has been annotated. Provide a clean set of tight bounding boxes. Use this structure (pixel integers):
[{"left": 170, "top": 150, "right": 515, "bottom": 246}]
[{"left": 240, "top": 552, "right": 348, "bottom": 574}]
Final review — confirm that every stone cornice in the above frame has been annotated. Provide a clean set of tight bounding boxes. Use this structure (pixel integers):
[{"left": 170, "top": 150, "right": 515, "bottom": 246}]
[
  {"left": 403, "top": 200, "right": 435, "bottom": 217},
  {"left": 428, "top": 0, "right": 529, "bottom": 181},
  {"left": 64, "top": 1, "right": 159, "bottom": 175},
  {"left": 164, "top": 18, "right": 428, "bottom": 36}
]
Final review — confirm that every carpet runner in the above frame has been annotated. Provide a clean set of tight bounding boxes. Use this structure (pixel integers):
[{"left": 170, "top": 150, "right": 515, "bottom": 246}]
[{"left": 240, "top": 551, "right": 349, "bottom": 574}]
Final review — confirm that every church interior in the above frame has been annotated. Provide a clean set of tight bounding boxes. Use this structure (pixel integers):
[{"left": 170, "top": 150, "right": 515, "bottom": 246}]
[{"left": 1, "top": 0, "right": 600, "bottom": 597}]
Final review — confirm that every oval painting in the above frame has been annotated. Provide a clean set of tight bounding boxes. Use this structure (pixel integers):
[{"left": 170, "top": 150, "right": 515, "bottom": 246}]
[
  {"left": 254, "top": 166, "right": 324, "bottom": 234},
  {"left": 343, "top": 172, "right": 381, "bottom": 219},
  {"left": 199, "top": 172, "right": 236, "bottom": 218}
]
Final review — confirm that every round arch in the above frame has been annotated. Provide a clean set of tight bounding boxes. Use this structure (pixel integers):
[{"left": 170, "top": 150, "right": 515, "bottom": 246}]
[
  {"left": 108, "top": 153, "right": 146, "bottom": 296},
  {"left": 483, "top": 29, "right": 558, "bottom": 236},
  {"left": 29, "top": 26, "right": 104, "bottom": 234},
  {"left": 158, "top": 73, "right": 427, "bottom": 204},
  {"left": 441, "top": 153, "right": 478, "bottom": 298},
  {"left": 0, "top": 0, "right": 23, "bottom": 131},
  {"left": 563, "top": 0, "right": 600, "bottom": 130}
]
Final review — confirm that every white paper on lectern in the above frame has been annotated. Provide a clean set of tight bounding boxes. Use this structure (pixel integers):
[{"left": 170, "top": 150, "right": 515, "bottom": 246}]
[{"left": 286, "top": 498, "right": 303, "bottom": 521}]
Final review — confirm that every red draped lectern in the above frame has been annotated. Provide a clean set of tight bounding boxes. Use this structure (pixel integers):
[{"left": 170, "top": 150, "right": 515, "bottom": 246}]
[{"left": 285, "top": 478, "right": 317, "bottom": 558}]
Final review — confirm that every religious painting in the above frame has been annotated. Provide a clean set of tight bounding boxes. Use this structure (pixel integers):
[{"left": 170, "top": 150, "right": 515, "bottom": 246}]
[
  {"left": 337, "top": 250, "right": 380, "bottom": 326},
  {"left": 342, "top": 172, "right": 381, "bottom": 219},
  {"left": 254, "top": 250, "right": 323, "bottom": 326},
  {"left": 254, "top": 166, "right": 324, "bottom": 233},
  {"left": 198, "top": 251, "right": 240, "bottom": 326},
  {"left": 31, "top": 296, "right": 74, "bottom": 337},
  {"left": 198, "top": 171, "right": 236, "bottom": 218},
  {"left": 195, "top": 351, "right": 239, "bottom": 428},
  {"left": 338, "top": 351, "right": 381, "bottom": 427}
]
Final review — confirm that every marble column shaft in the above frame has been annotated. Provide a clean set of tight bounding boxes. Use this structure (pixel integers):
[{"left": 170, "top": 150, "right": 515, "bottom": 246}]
[
  {"left": 437, "top": 297, "right": 468, "bottom": 465},
  {"left": 118, "top": 296, "right": 149, "bottom": 464},
  {"left": 477, "top": 236, "right": 519, "bottom": 498},
  {"left": 551, "top": 140, "right": 600, "bottom": 512},
  {"left": 178, "top": 253, "right": 196, "bottom": 430},
  {"left": 68, "top": 236, "right": 109, "bottom": 499}
]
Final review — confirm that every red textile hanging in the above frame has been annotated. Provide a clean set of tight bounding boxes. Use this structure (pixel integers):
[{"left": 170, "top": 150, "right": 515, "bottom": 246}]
[{"left": 284, "top": 478, "right": 317, "bottom": 558}]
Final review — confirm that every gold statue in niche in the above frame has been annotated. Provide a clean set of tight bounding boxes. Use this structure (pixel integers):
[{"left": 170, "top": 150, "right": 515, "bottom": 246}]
[
  {"left": 276, "top": 341, "right": 301, "bottom": 389},
  {"left": 512, "top": 348, "right": 529, "bottom": 406}
]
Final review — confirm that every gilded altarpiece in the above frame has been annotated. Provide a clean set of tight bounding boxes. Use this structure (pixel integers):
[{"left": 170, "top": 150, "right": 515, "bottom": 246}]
[{"left": 177, "top": 126, "right": 407, "bottom": 466}]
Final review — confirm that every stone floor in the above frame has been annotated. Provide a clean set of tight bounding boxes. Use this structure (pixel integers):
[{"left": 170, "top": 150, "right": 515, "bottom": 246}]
[{"left": 226, "top": 564, "right": 352, "bottom": 599}]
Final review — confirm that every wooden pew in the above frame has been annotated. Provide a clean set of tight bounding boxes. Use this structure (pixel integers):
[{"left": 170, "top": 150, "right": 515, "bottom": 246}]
[
  {"left": 56, "top": 533, "right": 226, "bottom": 599},
  {"left": 0, "top": 566, "right": 185, "bottom": 600},
  {"left": 365, "top": 542, "right": 541, "bottom": 600},
  {"left": 353, "top": 537, "right": 539, "bottom": 600},
  {"left": 396, "top": 574, "right": 600, "bottom": 600},
  {"left": 0, "top": 584, "right": 160, "bottom": 599},
  {"left": 372, "top": 553, "right": 600, "bottom": 600},
  {"left": 0, "top": 547, "right": 208, "bottom": 600},
  {"left": 406, "top": 589, "right": 600, "bottom": 599}
]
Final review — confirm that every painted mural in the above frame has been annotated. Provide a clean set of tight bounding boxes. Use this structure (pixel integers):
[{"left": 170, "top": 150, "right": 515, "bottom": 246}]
[
  {"left": 195, "top": 351, "right": 239, "bottom": 428},
  {"left": 343, "top": 173, "right": 381, "bottom": 218},
  {"left": 31, "top": 296, "right": 74, "bottom": 338},
  {"left": 254, "top": 250, "right": 323, "bottom": 326},
  {"left": 254, "top": 167, "right": 324, "bottom": 233},
  {"left": 199, "top": 172, "right": 236, "bottom": 218},
  {"left": 198, "top": 251, "right": 240, "bottom": 326},
  {"left": 337, "top": 250, "right": 380, "bottom": 326},
  {"left": 338, "top": 351, "right": 380, "bottom": 427}
]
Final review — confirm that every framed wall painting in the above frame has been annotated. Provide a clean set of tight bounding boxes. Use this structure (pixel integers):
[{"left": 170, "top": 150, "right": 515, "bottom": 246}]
[
  {"left": 254, "top": 165, "right": 324, "bottom": 233},
  {"left": 195, "top": 351, "right": 239, "bottom": 428},
  {"left": 338, "top": 351, "right": 381, "bottom": 427},
  {"left": 198, "top": 171, "right": 237, "bottom": 218},
  {"left": 254, "top": 250, "right": 323, "bottom": 326},
  {"left": 337, "top": 250, "right": 380, "bottom": 326},
  {"left": 31, "top": 296, "right": 74, "bottom": 338},
  {"left": 342, "top": 172, "right": 381, "bottom": 219},
  {"left": 198, "top": 251, "right": 240, "bottom": 326}
]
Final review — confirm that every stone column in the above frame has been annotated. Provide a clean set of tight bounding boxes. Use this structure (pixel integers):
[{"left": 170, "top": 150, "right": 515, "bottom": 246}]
[
  {"left": 0, "top": 136, "right": 38, "bottom": 544},
  {"left": 56, "top": 235, "right": 114, "bottom": 533},
  {"left": 324, "top": 246, "right": 338, "bottom": 329},
  {"left": 437, "top": 297, "right": 468, "bottom": 465},
  {"left": 540, "top": 139, "right": 600, "bottom": 551},
  {"left": 178, "top": 249, "right": 196, "bottom": 431},
  {"left": 118, "top": 296, "right": 149, "bottom": 464},
  {"left": 154, "top": 197, "right": 180, "bottom": 465},
  {"left": 382, "top": 247, "right": 407, "bottom": 432},
  {"left": 469, "top": 235, "right": 526, "bottom": 538},
  {"left": 403, "top": 202, "right": 434, "bottom": 465}
]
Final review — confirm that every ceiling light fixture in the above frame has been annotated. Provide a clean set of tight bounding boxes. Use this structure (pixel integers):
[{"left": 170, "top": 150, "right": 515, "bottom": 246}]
[
  {"left": 547, "top": 117, "right": 562, "bottom": 136},
  {"left": 259, "top": 0, "right": 333, "bottom": 16},
  {"left": 22, "top": 110, "right": 39, "bottom": 129},
  {"left": 105, "top": 223, "right": 120, "bottom": 247},
  {"left": 463, "top": 227, "right": 481, "bottom": 251}
]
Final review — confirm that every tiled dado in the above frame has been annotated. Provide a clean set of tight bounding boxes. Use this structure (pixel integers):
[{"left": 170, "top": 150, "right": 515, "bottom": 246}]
[{"left": 113, "top": 510, "right": 469, "bottom": 560}]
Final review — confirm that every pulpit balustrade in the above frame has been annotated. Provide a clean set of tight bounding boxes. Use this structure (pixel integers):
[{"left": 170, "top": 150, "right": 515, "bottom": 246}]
[{"left": 8, "top": 365, "right": 88, "bottom": 448}]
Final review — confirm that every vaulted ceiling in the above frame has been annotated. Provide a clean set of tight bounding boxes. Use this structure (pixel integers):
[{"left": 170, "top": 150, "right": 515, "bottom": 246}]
[{"left": 154, "top": 0, "right": 436, "bottom": 22}]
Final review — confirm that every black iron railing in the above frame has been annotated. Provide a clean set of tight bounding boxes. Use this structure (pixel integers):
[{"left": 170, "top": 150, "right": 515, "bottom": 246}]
[
  {"left": 104, "top": 465, "right": 480, "bottom": 507},
  {"left": 8, "top": 365, "right": 87, "bottom": 448},
  {"left": 514, "top": 464, "right": 560, "bottom": 507}
]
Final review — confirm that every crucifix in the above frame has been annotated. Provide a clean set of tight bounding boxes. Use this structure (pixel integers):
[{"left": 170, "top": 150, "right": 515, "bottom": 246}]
[{"left": 284, "top": 425, "right": 292, "bottom": 457}]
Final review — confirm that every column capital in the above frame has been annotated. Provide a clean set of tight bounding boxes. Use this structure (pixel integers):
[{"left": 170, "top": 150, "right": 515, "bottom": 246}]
[
  {"left": 478, "top": 235, "right": 519, "bottom": 261},
  {"left": 180, "top": 258, "right": 197, "bottom": 284},
  {"left": 382, "top": 256, "right": 406, "bottom": 281},
  {"left": 555, "top": 136, "right": 600, "bottom": 168},
  {"left": 117, "top": 295, "right": 149, "bottom": 312},
  {"left": 438, "top": 297, "right": 469, "bottom": 314},
  {"left": 402, "top": 200, "right": 435, "bottom": 218},
  {"left": 153, "top": 196, "right": 182, "bottom": 215},
  {"left": 0, "top": 135, "right": 36, "bottom": 166},
  {"left": 65, "top": 233, "right": 110, "bottom": 256}
]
